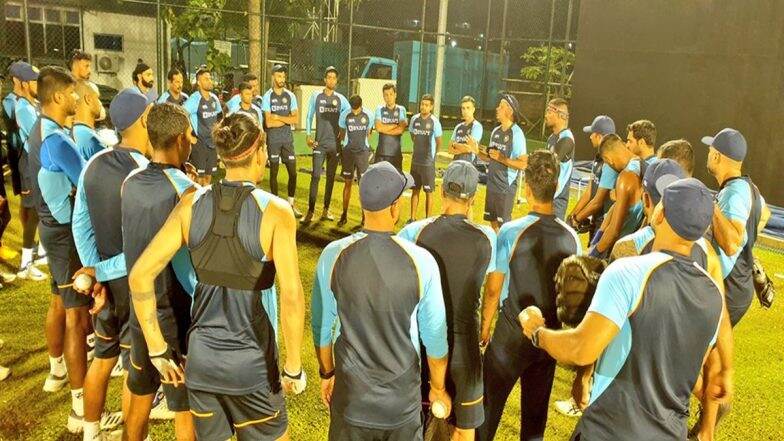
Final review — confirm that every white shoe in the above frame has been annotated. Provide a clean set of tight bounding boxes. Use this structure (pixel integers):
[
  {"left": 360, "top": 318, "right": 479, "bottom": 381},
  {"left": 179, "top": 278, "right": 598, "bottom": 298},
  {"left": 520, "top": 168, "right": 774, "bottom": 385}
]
[
  {"left": 100, "top": 411, "right": 123, "bottom": 431},
  {"left": 43, "top": 372, "right": 68, "bottom": 392},
  {"left": 16, "top": 264, "right": 48, "bottom": 281},
  {"left": 34, "top": 254, "right": 48, "bottom": 266},
  {"left": 0, "top": 365, "right": 10, "bottom": 381},
  {"left": 554, "top": 398, "right": 583, "bottom": 418},
  {"left": 110, "top": 358, "right": 123, "bottom": 378},
  {"left": 0, "top": 272, "right": 16, "bottom": 283},
  {"left": 67, "top": 409, "right": 84, "bottom": 434},
  {"left": 149, "top": 390, "right": 174, "bottom": 420}
]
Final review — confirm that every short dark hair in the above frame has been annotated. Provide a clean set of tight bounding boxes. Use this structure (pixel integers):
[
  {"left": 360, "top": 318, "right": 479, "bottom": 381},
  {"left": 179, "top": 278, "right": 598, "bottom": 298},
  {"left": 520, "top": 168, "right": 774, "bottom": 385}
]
[
  {"left": 213, "top": 112, "right": 264, "bottom": 168},
  {"left": 349, "top": 94, "right": 362, "bottom": 109},
  {"left": 147, "top": 103, "right": 190, "bottom": 151},
  {"left": 460, "top": 95, "right": 476, "bottom": 105},
  {"left": 166, "top": 67, "right": 183, "bottom": 82},
  {"left": 195, "top": 66, "right": 210, "bottom": 80},
  {"left": 38, "top": 66, "right": 75, "bottom": 105},
  {"left": 525, "top": 150, "right": 559, "bottom": 202},
  {"left": 241, "top": 73, "right": 258, "bottom": 83},
  {"left": 421, "top": 94, "right": 434, "bottom": 105},
  {"left": 238, "top": 82, "right": 253, "bottom": 93},
  {"left": 382, "top": 83, "right": 396, "bottom": 93},
  {"left": 599, "top": 133, "right": 626, "bottom": 157},
  {"left": 627, "top": 119, "right": 656, "bottom": 146},
  {"left": 69, "top": 50, "right": 91, "bottom": 69},
  {"left": 658, "top": 139, "right": 694, "bottom": 175},
  {"left": 132, "top": 60, "right": 151, "bottom": 84}
]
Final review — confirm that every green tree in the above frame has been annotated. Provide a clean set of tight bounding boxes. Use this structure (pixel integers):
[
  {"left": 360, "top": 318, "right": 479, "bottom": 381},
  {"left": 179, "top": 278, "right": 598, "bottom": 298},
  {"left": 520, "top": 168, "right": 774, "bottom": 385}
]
[{"left": 520, "top": 45, "right": 575, "bottom": 98}]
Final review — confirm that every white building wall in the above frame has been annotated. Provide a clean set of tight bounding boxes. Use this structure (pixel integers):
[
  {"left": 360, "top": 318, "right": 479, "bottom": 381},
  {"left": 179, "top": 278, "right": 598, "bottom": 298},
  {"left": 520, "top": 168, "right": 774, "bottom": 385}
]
[{"left": 82, "top": 10, "right": 157, "bottom": 92}]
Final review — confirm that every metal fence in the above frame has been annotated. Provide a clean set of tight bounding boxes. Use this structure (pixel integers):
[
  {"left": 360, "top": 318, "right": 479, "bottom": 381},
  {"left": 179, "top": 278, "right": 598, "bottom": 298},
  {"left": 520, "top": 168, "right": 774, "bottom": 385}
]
[{"left": 0, "top": 0, "right": 577, "bottom": 138}]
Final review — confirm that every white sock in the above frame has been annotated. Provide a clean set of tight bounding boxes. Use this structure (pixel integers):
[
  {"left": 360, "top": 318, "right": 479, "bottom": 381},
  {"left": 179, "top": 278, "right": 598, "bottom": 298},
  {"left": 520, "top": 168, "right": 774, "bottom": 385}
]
[
  {"left": 49, "top": 355, "right": 66, "bottom": 377},
  {"left": 71, "top": 388, "right": 84, "bottom": 416},
  {"left": 86, "top": 333, "right": 95, "bottom": 349},
  {"left": 37, "top": 242, "right": 46, "bottom": 257},
  {"left": 83, "top": 420, "right": 100, "bottom": 441},
  {"left": 288, "top": 197, "right": 295, "bottom": 205},
  {"left": 20, "top": 248, "right": 34, "bottom": 268}
]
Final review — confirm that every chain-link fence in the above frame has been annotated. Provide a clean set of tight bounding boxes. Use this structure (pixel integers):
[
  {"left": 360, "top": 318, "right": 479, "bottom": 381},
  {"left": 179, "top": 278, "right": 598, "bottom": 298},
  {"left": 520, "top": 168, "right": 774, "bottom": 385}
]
[{"left": 0, "top": 0, "right": 577, "bottom": 139}]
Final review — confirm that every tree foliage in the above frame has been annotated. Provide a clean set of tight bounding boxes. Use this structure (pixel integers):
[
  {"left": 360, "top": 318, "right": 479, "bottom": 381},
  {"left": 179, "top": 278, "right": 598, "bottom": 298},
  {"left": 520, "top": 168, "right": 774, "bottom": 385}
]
[{"left": 520, "top": 45, "right": 574, "bottom": 98}]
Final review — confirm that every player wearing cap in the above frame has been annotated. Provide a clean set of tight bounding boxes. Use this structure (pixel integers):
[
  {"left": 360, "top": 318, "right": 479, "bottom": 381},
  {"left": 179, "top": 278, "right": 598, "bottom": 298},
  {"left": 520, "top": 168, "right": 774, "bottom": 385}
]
[
  {"left": 335, "top": 95, "right": 374, "bottom": 228},
  {"left": 261, "top": 64, "right": 301, "bottom": 217},
  {"left": 12, "top": 61, "right": 48, "bottom": 281},
  {"left": 132, "top": 60, "right": 158, "bottom": 103},
  {"left": 157, "top": 68, "right": 189, "bottom": 106},
  {"left": 704, "top": 128, "right": 770, "bottom": 326},
  {"left": 69, "top": 50, "right": 92, "bottom": 81},
  {"left": 477, "top": 151, "right": 580, "bottom": 441},
  {"left": 72, "top": 88, "right": 152, "bottom": 438},
  {"left": 119, "top": 103, "right": 198, "bottom": 441},
  {"left": 520, "top": 178, "right": 730, "bottom": 441},
  {"left": 230, "top": 82, "right": 264, "bottom": 124},
  {"left": 407, "top": 94, "right": 443, "bottom": 222},
  {"left": 398, "top": 160, "right": 496, "bottom": 439},
  {"left": 226, "top": 73, "right": 262, "bottom": 112},
  {"left": 128, "top": 112, "right": 307, "bottom": 441},
  {"left": 26, "top": 66, "right": 91, "bottom": 431},
  {"left": 626, "top": 120, "right": 659, "bottom": 170},
  {"left": 183, "top": 67, "right": 223, "bottom": 186},
  {"left": 313, "top": 161, "right": 450, "bottom": 440},
  {"left": 374, "top": 83, "right": 408, "bottom": 172},
  {"left": 587, "top": 134, "right": 645, "bottom": 258},
  {"left": 303, "top": 67, "right": 350, "bottom": 224},
  {"left": 72, "top": 81, "right": 107, "bottom": 161},
  {"left": 568, "top": 115, "right": 618, "bottom": 240},
  {"left": 448, "top": 96, "right": 484, "bottom": 164},
  {"left": 470, "top": 94, "right": 527, "bottom": 232},
  {"left": 544, "top": 98, "right": 575, "bottom": 220}
]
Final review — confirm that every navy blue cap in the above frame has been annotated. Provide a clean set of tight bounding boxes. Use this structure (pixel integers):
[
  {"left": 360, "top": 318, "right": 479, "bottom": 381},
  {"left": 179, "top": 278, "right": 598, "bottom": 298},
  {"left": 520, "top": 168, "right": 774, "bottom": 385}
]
[
  {"left": 643, "top": 159, "right": 686, "bottom": 205},
  {"left": 9, "top": 61, "right": 39, "bottom": 81},
  {"left": 359, "top": 161, "right": 414, "bottom": 211},
  {"left": 701, "top": 128, "right": 746, "bottom": 161},
  {"left": 661, "top": 178, "right": 714, "bottom": 241},
  {"left": 583, "top": 115, "right": 615, "bottom": 135},
  {"left": 443, "top": 160, "right": 479, "bottom": 199},
  {"left": 110, "top": 88, "right": 150, "bottom": 132},
  {"left": 272, "top": 64, "right": 287, "bottom": 74},
  {"left": 499, "top": 93, "right": 521, "bottom": 122},
  {"left": 324, "top": 65, "right": 338, "bottom": 76}
]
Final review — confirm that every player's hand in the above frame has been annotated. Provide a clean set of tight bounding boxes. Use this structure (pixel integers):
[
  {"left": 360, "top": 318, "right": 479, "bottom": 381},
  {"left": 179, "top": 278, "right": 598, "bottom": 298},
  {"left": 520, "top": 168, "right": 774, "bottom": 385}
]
[
  {"left": 320, "top": 377, "right": 335, "bottom": 409},
  {"left": 428, "top": 384, "right": 452, "bottom": 419},
  {"left": 306, "top": 137, "right": 315, "bottom": 149},
  {"left": 571, "top": 376, "right": 591, "bottom": 410},
  {"left": 150, "top": 346, "right": 185, "bottom": 387},
  {"left": 89, "top": 287, "right": 107, "bottom": 315},
  {"left": 281, "top": 368, "right": 307, "bottom": 395},
  {"left": 518, "top": 306, "right": 545, "bottom": 339},
  {"left": 708, "top": 368, "right": 734, "bottom": 404},
  {"left": 466, "top": 136, "right": 479, "bottom": 153},
  {"left": 489, "top": 148, "right": 502, "bottom": 161},
  {"left": 72, "top": 267, "right": 97, "bottom": 295},
  {"left": 183, "top": 162, "right": 198, "bottom": 181}
]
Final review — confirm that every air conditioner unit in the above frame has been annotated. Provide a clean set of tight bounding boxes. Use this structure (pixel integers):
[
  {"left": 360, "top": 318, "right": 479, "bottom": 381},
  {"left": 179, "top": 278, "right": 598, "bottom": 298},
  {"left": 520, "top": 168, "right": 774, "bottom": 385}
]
[{"left": 96, "top": 53, "right": 123, "bottom": 74}]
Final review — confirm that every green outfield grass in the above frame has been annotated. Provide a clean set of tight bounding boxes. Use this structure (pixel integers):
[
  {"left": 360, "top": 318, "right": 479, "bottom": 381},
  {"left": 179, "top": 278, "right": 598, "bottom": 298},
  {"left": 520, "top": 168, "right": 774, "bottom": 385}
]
[{"left": 0, "top": 146, "right": 782, "bottom": 440}]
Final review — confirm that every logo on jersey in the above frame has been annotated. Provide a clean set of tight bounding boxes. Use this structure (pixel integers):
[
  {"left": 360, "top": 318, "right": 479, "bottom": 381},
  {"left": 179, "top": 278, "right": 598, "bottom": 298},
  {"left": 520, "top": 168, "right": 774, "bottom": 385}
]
[
  {"left": 426, "top": 122, "right": 432, "bottom": 130},
  {"left": 505, "top": 135, "right": 510, "bottom": 142},
  {"left": 361, "top": 116, "right": 367, "bottom": 124},
  {"left": 282, "top": 97, "right": 288, "bottom": 104},
  {"left": 202, "top": 104, "right": 208, "bottom": 110},
  {"left": 332, "top": 98, "right": 338, "bottom": 106}
]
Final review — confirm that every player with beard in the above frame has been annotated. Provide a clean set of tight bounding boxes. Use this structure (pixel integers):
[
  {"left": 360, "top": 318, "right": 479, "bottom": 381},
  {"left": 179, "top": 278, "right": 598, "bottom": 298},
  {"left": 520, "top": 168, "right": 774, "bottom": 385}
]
[
  {"left": 132, "top": 60, "right": 158, "bottom": 103},
  {"left": 158, "top": 68, "right": 188, "bottom": 106}
]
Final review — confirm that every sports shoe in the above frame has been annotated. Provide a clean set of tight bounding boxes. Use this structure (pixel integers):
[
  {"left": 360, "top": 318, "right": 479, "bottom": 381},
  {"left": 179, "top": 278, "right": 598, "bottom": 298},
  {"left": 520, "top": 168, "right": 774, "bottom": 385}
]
[
  {"left": 554, "top": 398, "right": 583, "bottom": 418},
  {"left": 34, "top": 254, "right": 48, "bottom": 266},
  {"left": 0, "top": 365, "right": 10, "bottom": 381},
  {"left": 300, "top": 211, "right": 313, "bottom": 224},
  {"left": 43, "top": 372, "right": 68, "bottom": 392},
  {"left": 0, "top": 246, "right": 18, "bottom": 261},
  {"left": 110, "top": 358, "right": 124, "bottom": 378},
  {"left": 0, "top": 272, "right": 16, "bottom": 284},
  {"left": 337, "top": 214, "right": 348, "bottom": 227},
  {"left": 321, "top": 210, "right": 335, "bottom": 221},
  {"left": 149, "top": 390, "right": 174, "bottom": 420},
  {"left": 17, "top": 264, "right": 48, "bottom": 281},
  {"left": 100, "top": 411, "right": 123, "bottom": 431},
  {"left": 67, "top": 409, "right": 84, "bottom": 434}
]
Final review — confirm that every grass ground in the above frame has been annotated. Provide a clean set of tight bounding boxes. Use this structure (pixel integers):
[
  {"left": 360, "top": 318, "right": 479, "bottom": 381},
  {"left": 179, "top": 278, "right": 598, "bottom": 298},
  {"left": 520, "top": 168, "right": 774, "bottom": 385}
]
[{"left": 0, "top": 137, "right": 782, "bottom": 440}]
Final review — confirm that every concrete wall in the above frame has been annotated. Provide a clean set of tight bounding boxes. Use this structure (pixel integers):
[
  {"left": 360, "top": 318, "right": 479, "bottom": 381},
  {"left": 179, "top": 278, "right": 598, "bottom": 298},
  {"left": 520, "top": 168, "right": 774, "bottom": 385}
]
[
  {"left": 570, "top": 0, "right": 784, "bottom": 205},
  {"left": 82, "top": 10, "right": 157, "bottom": 92}
]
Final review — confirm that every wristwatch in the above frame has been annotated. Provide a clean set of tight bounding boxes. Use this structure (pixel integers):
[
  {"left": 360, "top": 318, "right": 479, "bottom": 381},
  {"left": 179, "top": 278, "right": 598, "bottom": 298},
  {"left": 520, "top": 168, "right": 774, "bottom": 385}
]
[{"left": 531, "top": 327, "right": 543, "bottom": 348}]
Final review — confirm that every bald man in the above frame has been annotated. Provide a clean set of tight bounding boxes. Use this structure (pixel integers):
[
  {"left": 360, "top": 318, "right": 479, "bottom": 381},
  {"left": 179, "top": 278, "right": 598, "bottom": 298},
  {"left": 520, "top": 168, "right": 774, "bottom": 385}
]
[{"left": 72, "top": 81, "right": 107, "bottom": 161}]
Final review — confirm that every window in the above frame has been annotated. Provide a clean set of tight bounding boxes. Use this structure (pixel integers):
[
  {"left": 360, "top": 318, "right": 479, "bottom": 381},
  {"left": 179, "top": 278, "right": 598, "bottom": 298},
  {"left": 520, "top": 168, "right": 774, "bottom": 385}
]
[
  {"left": 94, "top": 34, "right": 123, "bottom": 52},
  {"left": 4, "top": 4, "right": 21, "bottom": 20},
  {"left": 2, "top": 3, "right": 82, "bottom": 60}
]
